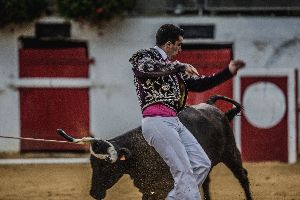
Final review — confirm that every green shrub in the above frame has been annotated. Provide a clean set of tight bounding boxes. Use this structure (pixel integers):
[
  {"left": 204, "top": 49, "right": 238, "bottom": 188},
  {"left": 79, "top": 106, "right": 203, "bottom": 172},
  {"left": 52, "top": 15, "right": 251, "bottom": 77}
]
[
  {"left": 0, "top": 0, "right": 136, "bottom": 26},
  {"left": 57, "top": 0, "right": 136, "bottom": 22},
  {"left": 0, "top": 0, "right": 48, "bottom": 26}
]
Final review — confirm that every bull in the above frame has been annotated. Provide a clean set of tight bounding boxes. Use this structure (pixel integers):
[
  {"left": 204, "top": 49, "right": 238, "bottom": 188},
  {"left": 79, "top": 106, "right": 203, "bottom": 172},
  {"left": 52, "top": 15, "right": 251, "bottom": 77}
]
[{"left": 58, "top": 95, "right": 252, "bottom": 200}]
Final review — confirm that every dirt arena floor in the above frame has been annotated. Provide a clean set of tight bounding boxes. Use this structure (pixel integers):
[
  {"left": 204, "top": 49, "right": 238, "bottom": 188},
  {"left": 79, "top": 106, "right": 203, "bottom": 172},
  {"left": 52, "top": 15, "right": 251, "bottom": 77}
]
[{"left": 0, "top": 158, "right": 300, "bottom": 200}]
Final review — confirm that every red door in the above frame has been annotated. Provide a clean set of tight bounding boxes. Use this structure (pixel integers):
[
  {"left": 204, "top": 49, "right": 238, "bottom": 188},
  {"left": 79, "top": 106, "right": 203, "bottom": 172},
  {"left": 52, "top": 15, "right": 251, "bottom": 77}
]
[
  {"left": 235, "top": 69, "right": 298, "bottom": 163},
  {"left": 175, "top": 48, "right": 233, "bottom": 112},
  {"left": 19, "top": 48, "right": 90, "bottom": 151}
]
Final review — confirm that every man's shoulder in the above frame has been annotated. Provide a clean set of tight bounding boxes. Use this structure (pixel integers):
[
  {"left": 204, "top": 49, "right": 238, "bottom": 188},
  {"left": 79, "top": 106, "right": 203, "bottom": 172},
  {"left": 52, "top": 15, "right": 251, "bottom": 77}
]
[
  {"left": 134, "top": 48, "right": 158, "bottom": 56},
  {"left": 130, "top": 48, "right": 160, "bottom": 62}
]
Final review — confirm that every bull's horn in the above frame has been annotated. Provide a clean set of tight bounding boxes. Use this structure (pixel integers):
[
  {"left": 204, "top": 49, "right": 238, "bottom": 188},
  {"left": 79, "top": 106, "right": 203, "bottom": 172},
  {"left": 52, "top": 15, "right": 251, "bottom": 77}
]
[
  {"left": 57, "top": 129, "right": 94, "bottom": 144},
  {"left": 90, "top": 140, "right": 118, "bottom": 163},
  {"left": 57, "top": 129, "right": 118, "bottom": 162}
]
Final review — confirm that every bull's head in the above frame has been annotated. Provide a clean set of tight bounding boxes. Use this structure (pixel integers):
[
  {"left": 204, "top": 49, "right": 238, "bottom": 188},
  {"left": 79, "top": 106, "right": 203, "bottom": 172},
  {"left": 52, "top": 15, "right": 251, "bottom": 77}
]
[
  {"left": 57, "top": 129, "right": 131, "bottom": 163},
  {"left": 57, "top": 129, "right": 131, "bottom": 199},
  {"left": 89, "top": 140, "right": 132, "bottom": 200}
]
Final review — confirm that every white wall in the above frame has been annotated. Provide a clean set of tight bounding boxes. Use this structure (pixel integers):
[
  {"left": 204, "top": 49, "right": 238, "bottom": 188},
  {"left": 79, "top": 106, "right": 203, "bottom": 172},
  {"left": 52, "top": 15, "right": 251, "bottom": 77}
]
[
  {"left": 0, "top": 24, "right": 34, "bottom": 151},
  {"left": 1, "top": 16, "right": 300, "bottom": 151}
]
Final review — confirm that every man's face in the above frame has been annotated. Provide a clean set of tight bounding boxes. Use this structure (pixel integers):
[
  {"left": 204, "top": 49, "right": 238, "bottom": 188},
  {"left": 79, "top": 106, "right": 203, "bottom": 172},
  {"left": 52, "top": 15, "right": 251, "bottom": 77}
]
[{"left": 165, "top": 36, "right": 183, "bottom": 59}]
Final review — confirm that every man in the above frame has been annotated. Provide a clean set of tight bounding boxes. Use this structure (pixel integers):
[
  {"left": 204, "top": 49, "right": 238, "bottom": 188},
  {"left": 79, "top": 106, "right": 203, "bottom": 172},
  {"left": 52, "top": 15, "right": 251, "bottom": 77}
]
[{"left": 129, "top": 24, "right": 245, "bottom": 200}]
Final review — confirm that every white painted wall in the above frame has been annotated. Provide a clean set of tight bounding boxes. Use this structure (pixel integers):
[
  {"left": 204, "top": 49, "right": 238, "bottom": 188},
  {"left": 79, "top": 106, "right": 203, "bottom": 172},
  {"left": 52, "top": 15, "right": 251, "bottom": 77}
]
[
  {"left": 1, "top": 16, "right": 300, "bottom": 151},
  {"left": 0, "top": 24, "right": 34, "bottom": 151}
]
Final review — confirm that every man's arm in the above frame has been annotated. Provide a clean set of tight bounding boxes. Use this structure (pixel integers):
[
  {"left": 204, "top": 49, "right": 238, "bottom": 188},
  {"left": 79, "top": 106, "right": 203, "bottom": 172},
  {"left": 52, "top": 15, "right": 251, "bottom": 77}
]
[
  {"left": 184, "top": 60, "right": 245, "bottom": 92},
  {"left": 130, "top": 50, "right": 185, "bottom": 78}
]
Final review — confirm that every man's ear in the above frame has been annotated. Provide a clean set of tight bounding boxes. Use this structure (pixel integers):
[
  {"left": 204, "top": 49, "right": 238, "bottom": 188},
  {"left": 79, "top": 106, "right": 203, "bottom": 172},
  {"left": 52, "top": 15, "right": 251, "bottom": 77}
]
[
  {"left": 163, "top": 41, "right": 173, "bottom": 53},
  {"left": 118, "top": 148, "right": 132, "bottom": 161},
  {"left": 166, "top": 41, "right": 172, "bottom": 47}
]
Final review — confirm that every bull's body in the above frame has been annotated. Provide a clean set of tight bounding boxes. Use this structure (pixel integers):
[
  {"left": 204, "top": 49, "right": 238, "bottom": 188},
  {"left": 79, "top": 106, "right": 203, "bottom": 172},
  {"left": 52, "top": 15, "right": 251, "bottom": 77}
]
[{"left": 89, "top": 102, "right": 252, "bottom": 200}]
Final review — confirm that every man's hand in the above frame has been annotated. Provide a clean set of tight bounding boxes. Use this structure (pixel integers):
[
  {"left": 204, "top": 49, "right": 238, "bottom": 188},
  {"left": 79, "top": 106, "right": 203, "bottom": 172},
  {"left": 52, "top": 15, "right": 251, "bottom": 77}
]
[
  {"left": 229, "top": 60, "right": 245, "bottom": 75},
  {"left": 182, "top": 64, "right": 199, "bottom": 76}
]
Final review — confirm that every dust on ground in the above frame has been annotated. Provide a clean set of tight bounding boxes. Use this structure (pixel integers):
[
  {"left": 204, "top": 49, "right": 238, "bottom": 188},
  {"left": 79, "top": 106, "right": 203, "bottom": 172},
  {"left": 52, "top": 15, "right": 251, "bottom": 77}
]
[{"left": 0, "top": 160, "right": 300, "bottom": 200}]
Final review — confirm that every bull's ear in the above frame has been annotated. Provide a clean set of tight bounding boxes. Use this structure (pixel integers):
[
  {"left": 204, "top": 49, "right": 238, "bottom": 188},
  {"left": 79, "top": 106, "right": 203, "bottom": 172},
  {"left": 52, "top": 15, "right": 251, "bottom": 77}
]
[{"left": 118, "top": 148, "right": 131, "bottom": 161}]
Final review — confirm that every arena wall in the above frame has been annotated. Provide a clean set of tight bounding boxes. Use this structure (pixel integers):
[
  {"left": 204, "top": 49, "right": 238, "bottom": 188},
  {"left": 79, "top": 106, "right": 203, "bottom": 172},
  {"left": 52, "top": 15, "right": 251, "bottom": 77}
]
[{"left": 0, "top": 16, "right": 300, "bottom": 151}]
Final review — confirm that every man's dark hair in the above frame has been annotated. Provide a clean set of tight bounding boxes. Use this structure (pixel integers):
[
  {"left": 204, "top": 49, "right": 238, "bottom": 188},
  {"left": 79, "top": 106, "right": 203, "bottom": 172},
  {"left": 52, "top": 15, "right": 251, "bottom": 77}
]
[{"left": 156, "top": 24, "right": 184, "bottom": 46}]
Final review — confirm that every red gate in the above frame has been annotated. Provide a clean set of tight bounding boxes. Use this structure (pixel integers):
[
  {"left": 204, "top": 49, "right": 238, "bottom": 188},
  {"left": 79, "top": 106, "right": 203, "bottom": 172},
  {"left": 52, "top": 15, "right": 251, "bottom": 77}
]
[
  {"left": 18, "top": 48, "right": 90, "bottom": 151},
  {"left": 175, "top": 47, "right": 233, "bottom": 112}
]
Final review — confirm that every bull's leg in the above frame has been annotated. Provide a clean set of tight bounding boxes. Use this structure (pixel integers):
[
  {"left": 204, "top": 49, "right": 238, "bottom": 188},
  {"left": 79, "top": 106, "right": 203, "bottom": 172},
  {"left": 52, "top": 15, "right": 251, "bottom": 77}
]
[
  {"left": 202, "top": 175, "right": 211, "bottom": 200},
  {"left": 223, "top": 150, "right": 252, "bottom": 200}
]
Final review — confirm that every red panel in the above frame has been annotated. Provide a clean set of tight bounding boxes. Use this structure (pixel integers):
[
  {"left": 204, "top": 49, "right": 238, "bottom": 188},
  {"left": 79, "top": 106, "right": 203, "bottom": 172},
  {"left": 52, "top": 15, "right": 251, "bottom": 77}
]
[
  {"left": 175, "top": 49, "right": 233, "bottom": 112},
  {"left": 176, "top": 49, "right": 232, "bottom": 68},
  {"left": 241, "top": 77, "right": 288, "bottom": 162},
  {"left": 20, "top": 88, "right": 90, "bottom": 151},
  {"left": 19, "top": 48, "right": 89, "bottom": 78}
]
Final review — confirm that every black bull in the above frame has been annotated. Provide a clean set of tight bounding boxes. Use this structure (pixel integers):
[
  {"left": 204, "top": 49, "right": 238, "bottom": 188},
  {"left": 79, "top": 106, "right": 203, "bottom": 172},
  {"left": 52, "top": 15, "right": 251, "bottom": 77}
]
[{"left": 87, "top": 96, "right": 252, "bottom": 200}]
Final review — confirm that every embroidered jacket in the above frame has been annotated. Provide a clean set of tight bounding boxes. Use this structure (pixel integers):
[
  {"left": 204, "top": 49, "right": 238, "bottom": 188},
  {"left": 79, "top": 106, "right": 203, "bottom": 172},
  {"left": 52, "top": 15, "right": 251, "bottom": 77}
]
[{"left": 129, "top": 48, "right": 233, "bottom": 113}]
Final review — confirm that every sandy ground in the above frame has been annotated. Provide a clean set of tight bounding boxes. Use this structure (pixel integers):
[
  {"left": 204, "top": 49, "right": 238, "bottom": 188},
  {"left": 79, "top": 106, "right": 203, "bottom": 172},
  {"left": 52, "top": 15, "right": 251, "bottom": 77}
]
[{"left": 0, "top": 160, "right": 300, "bottom": 200}]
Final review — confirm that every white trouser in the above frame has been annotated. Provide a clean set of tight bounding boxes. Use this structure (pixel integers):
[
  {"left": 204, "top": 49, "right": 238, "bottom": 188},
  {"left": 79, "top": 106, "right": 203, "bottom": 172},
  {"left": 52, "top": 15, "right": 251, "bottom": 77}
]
[{"left": 142, "top": 116, "right": 211, "bottom": 200}]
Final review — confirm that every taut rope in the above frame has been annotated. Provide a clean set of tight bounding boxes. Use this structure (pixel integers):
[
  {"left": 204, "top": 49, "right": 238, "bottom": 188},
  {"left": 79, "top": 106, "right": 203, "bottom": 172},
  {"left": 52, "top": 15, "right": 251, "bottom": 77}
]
[{"left": 0, "top": 135, "right": 78, "bottom": 144}]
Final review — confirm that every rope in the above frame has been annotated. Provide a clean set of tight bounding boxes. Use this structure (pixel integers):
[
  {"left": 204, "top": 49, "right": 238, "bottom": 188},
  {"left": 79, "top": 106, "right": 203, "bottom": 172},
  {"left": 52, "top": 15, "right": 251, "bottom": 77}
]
[{"left": 0, "top": 135, "right": 79, "bottom": 144}]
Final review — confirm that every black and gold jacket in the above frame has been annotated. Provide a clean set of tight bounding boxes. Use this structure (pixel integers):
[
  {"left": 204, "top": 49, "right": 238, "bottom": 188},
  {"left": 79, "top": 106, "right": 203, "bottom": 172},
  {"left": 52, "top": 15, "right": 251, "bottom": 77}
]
[{"left": 129, "top": 48, "right": 233, "bottom": 113}]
